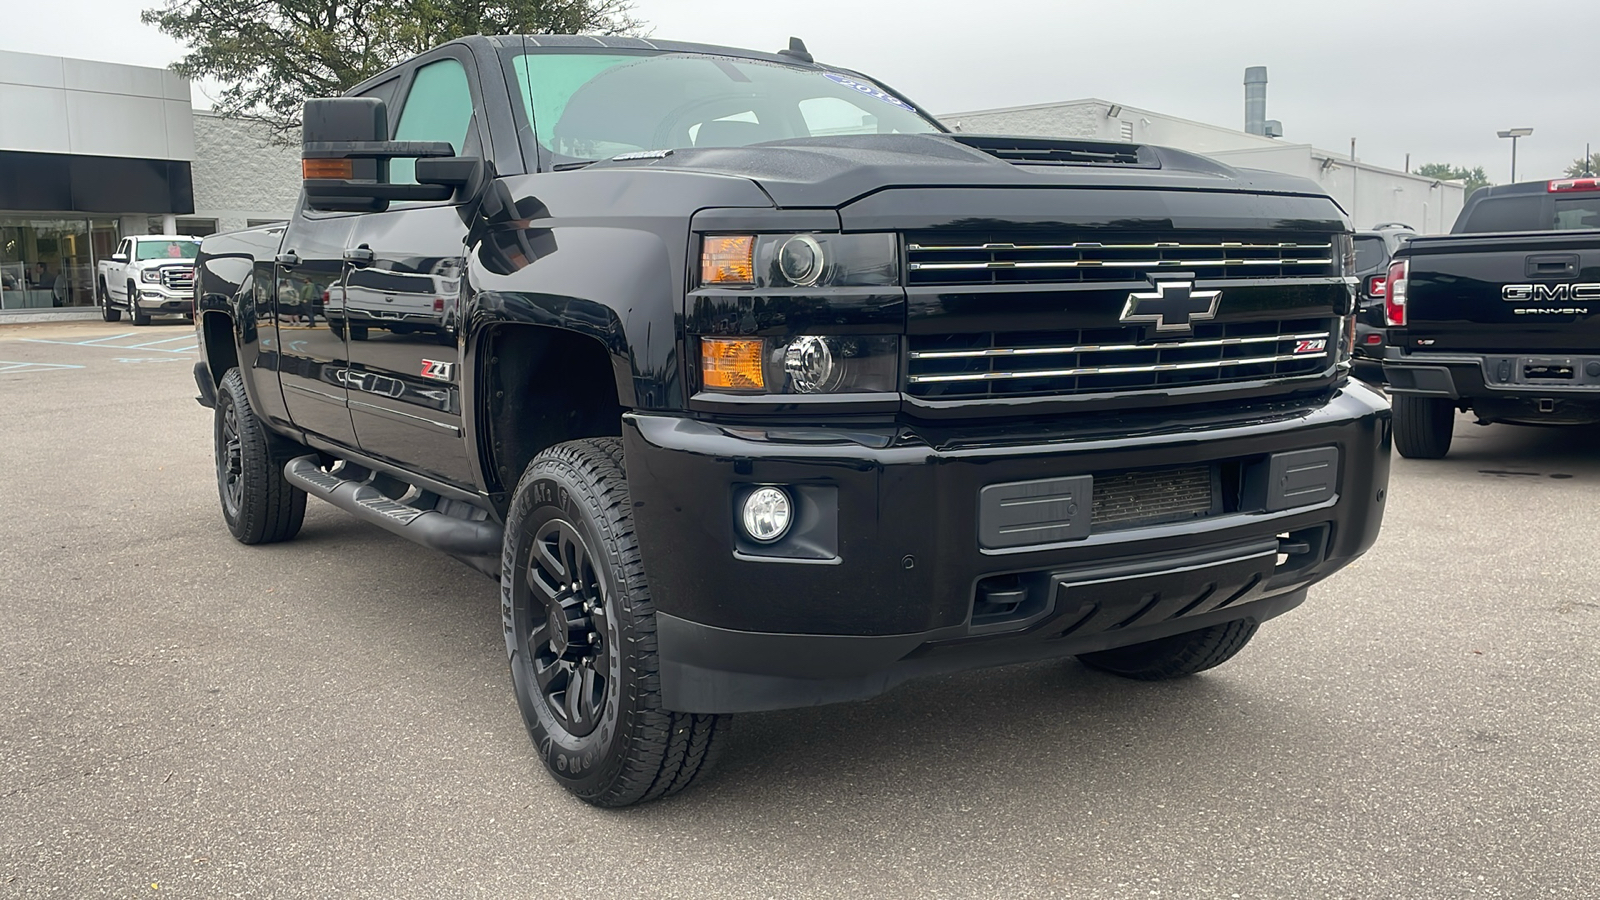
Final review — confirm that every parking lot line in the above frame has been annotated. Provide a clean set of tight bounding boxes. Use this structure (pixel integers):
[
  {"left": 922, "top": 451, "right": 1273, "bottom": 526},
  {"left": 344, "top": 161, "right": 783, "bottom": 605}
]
[
  {"left": 21, "top": 337, "right": 197, "bottom": 354},
  {"left": 126, "top": 335, "right": 197, "bottom": 348},
  {"left": 0, "top": 360, "right": 85, "bottom": 372}
]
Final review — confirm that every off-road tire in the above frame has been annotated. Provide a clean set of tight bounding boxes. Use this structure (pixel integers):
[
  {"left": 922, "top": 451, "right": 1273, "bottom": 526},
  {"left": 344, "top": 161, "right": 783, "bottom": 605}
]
[
  {"left": 98, "top": 280, "right": 121, "bottom": 322},
  {"left": 214, "top": 368, "right": 306, "bottom": 544},
  {"left": 1392, "top": 394, "right": 1455, "bottom": 459},
  {"left": 1078, "top": 619, "right": 1260, "bottom": 680},
  {"left": 503, "top": 437, "right": 729, "bottom": 807},
  {"left": 129, "top": 281, "right": 150, "bottom": 326}
]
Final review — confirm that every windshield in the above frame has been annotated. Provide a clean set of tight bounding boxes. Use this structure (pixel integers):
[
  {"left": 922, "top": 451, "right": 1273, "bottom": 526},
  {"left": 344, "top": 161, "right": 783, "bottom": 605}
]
[
  {"left": 512, "top": 52, "right": 941, "bottom": 165},
  {"left": 135, "top": 240, "right": 199, "bottom": 261}
]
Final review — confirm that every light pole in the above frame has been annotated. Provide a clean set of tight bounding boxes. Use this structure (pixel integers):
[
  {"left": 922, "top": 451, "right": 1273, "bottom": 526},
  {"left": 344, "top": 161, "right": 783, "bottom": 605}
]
[{"left": 1497, "top": 128, "right": 1533, "bottom": 183}]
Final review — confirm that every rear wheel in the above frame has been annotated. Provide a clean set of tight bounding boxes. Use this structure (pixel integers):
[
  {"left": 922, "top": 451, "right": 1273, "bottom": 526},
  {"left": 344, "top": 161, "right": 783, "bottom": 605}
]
[
  {"left": 129, "top": 281, "right": 150, "bottom": 326},
  {"left": 503, "top": 438, "right": 729, "bottom": 807},
  {"left": 98, "top": 279, "right": 121, "bottom": 322},
  {"left": 214, "top": 368, "right": 306, "bottom": 544},
  {"left": 1078, "top": 619, "right": 1259, "bottom": 680},
  {"left": 1393, "top": 394, "right": 1455, "bottom": 459}
]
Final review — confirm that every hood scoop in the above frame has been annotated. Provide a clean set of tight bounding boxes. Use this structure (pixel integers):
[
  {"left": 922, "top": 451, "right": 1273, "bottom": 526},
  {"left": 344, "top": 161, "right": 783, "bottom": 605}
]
[{"left": 951, "top": 134, "right": 1160, "bottom": 169}]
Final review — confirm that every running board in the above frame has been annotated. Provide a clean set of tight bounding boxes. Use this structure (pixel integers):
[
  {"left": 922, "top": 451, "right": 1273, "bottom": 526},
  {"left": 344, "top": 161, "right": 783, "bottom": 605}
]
[{"left": 284, "top": 455, "right": 503, "bottom": 558}]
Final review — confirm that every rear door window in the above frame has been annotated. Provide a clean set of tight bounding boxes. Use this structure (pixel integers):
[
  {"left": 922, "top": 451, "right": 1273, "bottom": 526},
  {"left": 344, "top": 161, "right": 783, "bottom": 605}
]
[{"left": 1353, "top": 236, "right": 1386, "bottom": 274}]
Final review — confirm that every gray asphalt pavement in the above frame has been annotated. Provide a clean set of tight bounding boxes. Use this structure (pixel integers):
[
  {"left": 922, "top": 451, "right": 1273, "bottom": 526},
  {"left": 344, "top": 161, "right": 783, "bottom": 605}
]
[{"left": 2, "top": 321, "right": 1597, "bottom": 898}]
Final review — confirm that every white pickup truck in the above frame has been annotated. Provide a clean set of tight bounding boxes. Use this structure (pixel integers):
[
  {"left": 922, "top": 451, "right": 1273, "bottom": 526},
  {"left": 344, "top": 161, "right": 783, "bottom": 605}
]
[{"left": 97, "top": 235, "right": 201, "bottom": 325}]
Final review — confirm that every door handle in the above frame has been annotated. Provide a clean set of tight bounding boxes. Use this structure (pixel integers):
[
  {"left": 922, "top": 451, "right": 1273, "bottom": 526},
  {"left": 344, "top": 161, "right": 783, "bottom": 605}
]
[
  {"left": 344, "top": 245, "right": 375, "bottom": 266},
  {"left": 275, "top": 250, "right": 300, "bottom": 268},
  {"left": 1525, "top": 254, "right": 1578, "bottom": 278}
]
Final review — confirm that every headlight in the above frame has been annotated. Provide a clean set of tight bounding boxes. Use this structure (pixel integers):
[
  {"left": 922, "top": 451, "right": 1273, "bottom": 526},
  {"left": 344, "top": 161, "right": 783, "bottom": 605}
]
[
  {"left": 699, "top": 233, "right": 898, "bottom": 288},
  {"left": 700, "top": 335, "right": 899, "bottom": 394},
  {"left": 141, "top": 269, "right": 162, "bottom": 283}
]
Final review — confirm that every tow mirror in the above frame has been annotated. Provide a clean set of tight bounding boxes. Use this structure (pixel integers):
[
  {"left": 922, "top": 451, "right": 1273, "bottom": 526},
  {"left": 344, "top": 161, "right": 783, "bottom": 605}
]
[{"left": 302, "top": 97, "right": 463, "bottom": 212}]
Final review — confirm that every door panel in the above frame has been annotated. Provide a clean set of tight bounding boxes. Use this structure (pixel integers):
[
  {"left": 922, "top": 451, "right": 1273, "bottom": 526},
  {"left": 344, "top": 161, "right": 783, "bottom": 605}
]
[
  {"left": 343, "top": 204, "right": 473, "bottom": 486},
  {"left": 275, "top": 211, "right": 359, "bottom": 447}
]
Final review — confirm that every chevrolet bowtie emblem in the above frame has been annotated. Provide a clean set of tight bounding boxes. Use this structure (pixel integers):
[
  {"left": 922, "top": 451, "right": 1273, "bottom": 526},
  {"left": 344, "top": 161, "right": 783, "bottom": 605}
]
[{"left": 1120, "top": 281, "right": 1221, "bottom": 333}]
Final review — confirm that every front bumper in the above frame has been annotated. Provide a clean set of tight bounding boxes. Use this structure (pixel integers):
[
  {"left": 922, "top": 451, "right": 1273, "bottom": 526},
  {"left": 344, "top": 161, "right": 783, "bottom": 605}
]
[
  {"left": 625, "top": 382, "right": 1392, "bottom": 713},
  {"left": 1382, "top": 350, "right": 1600, "bottom": 423},
  {"left": 134, "top": 286, "right": 193, "bottom": 315}
]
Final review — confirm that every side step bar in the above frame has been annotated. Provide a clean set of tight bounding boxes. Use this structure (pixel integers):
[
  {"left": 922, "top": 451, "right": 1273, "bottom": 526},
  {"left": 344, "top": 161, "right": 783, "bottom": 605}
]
[{"left": 283, "top": 455, "right": 503, "bottom": 558}]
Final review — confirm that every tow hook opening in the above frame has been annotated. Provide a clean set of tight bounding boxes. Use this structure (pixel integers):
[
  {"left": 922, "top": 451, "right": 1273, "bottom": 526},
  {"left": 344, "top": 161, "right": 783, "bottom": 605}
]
[
  {"left": 1274, "top": 524, "right": 1330, "bottom": 579},
  {"left": 1538, "top": 398, "right": 1557, "bottom": 413}
]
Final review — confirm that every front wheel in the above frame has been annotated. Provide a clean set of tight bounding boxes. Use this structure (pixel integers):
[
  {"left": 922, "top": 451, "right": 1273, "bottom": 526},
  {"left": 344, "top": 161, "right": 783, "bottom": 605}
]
[
  {"left": 503, "top": 438, "right": 729, "bottom": 807},
  {"left": 1392, "top": 395, "right": 1455, "bottom": 459},
  {"left": 1077, "top": 619, "right": 1259, "bottom": 680},
  {"left": 129, "top": 282, "right": 150, "bottom": 326},
  {"left": 214, "top": 368, "right": 306, "bottom": 544}
]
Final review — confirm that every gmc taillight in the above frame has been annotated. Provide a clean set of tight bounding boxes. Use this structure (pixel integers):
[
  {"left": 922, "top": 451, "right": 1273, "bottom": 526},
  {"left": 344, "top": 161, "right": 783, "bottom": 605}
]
[
  {"left": 1549, "top": 177, "right": 1600, "bottom": 193},
  {"left": 1365, "top": 274, "right": 1387, "bottom": 300},
  {"left": 1384, "top": 259, "right": 1408, "bottom": 326}
]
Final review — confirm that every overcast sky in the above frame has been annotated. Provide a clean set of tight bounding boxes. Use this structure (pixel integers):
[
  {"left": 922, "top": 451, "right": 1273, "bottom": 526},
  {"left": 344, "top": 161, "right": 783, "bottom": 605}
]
[{"left": 5, "top": 0, "right": 1590, "bottom": 181}]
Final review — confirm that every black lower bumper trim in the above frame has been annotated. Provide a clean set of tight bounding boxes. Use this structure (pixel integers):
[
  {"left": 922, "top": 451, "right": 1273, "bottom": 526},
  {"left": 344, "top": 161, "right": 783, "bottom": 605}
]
[{"left": 658, "top": 538, "right": 1311, "bottom": 714}]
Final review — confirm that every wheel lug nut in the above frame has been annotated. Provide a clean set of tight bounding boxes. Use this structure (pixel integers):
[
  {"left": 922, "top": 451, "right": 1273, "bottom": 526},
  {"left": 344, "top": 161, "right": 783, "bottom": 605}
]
[{"left": 589, "top": 633, "right": 601, "bottom": 645}]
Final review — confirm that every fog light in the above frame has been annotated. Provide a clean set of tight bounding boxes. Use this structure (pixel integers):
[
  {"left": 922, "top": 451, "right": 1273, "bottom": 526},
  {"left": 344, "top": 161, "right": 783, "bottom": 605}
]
[{"left": 740, "top": 487, "right": 792, "bottom": 543}]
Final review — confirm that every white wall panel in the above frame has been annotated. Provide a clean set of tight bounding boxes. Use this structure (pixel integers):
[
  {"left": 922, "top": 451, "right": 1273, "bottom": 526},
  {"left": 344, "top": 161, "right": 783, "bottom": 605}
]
[{"left": 0, "top": 84, "right": 72, "bottom": 153}]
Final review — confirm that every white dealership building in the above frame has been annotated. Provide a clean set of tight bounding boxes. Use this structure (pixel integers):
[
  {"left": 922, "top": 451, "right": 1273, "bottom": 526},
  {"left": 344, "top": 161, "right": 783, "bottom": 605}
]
[{"left": 0, "top": 49, "right": 298, "bottom": 313}]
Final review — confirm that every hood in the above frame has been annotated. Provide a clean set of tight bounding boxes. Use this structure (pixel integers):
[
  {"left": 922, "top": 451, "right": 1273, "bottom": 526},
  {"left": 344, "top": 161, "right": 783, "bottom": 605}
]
[{"left": 630, "top": 133, "right": 1336, "bottom": 209}]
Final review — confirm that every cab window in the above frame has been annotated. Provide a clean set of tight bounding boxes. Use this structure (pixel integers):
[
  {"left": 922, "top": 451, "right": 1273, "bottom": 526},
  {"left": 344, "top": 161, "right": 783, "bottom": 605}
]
[{"left": 390, "top": 58, "right": 475, "bottom": 185}]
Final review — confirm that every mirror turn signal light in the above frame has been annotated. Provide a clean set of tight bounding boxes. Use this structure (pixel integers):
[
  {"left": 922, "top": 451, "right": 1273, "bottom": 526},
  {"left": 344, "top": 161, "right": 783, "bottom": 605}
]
[
  {"left": 700, "top": 337, "right": 765, "bottom": 391},
  {"left": 701, "top": 235, "right": 755, "bottom": 285},
  {"left": 303, "top": 158, "right": 354, "bottom": 179}
]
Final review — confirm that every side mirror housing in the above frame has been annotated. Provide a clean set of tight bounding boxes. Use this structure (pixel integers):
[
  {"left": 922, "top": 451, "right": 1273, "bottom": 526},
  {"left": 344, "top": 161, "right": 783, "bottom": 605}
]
[
  {"left": 110, "top": 253, "right": 127, "bottom": 263},
  {"left": 301, "top": 97, "right": 459, "bottom": 212}
]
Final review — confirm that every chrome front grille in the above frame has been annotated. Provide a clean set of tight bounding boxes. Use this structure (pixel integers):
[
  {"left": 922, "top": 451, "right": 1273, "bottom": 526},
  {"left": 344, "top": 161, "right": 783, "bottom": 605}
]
[
  {"left": 906, "top": 234, "right": 1337, "bottom": 286},
  {"left": 907, "top": 318, "right": 1334, "bottom": 399},
  {"left": 160, "top": 266, "right": 195, "bottom": 291}
]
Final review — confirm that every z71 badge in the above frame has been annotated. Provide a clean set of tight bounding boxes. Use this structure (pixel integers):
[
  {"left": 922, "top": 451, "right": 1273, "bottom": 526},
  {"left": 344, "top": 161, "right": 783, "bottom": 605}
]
[
  {"left": 1294, "top": 338, "right": 1328, "bottom": 354},
  {"left": 420, "top": 359, "right": 455, "bottom": 381}
]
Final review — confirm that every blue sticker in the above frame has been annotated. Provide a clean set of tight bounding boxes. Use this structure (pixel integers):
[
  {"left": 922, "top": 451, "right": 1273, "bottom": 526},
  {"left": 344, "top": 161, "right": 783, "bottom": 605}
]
[{"left": 823, "top": 72, "right": 916, "bottom": 112}]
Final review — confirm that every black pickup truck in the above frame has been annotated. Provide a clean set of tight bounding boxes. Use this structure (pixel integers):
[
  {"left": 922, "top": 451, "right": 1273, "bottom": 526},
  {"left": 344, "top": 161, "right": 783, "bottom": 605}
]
[
  {"left": 192, "top": 35, "right": 1390, "bottom": 806},
  {"left": 1382, "top": 178, "right": 1600, "bottom": 457}
]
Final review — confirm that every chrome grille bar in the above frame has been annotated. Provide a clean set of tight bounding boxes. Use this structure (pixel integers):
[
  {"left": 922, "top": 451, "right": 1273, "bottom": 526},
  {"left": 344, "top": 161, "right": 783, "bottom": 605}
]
[
  {"left": 908, "top": 258, "right": 1333, "bottom": 272},
  {"left": 910, "top": 331, "right": 1331, "bottom": 360},
  {"left": 907, "top": 349, "right": 1329, "bottom": 384},
  {"left": 908, "top": 241, "right": 1333, "bottom": 252}
]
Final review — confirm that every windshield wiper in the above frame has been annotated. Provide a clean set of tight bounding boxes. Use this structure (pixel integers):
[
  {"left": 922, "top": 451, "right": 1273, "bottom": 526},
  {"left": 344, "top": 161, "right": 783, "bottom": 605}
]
[{"left": 552, "top": 160, "right": 598, "bottom": 171}]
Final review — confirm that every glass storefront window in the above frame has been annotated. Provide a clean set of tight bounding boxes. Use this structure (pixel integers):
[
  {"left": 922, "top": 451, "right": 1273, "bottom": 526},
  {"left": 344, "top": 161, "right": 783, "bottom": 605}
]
[{"left": 0, "top": 217, "right": 118, "bottom": 310}]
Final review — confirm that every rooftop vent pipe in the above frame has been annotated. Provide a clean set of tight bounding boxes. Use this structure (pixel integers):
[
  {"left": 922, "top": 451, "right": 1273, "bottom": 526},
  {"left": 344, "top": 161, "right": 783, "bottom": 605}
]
[{"left": 1244, "top": 66, "right": 1268, "bottom": 136}]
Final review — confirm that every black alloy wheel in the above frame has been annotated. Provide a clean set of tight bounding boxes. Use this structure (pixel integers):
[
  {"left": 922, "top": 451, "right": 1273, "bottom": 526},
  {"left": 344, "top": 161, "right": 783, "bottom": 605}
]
[
  {"left": 504, "top": 438, "right": 729, "bottom": 807},
  {"left": 218, "top": 397, "right": 244, "bottom": 521},
  {"left": 212, "top": 368, "right": 306, "bottom": 544},
  {"left": 525, "top": 516, "right": 611, "bottom": 737}
]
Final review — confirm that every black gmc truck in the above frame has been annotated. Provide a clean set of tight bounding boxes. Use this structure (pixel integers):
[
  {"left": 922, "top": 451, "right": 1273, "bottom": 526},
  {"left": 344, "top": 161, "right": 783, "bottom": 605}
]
[
  {"left": 192, "top": 35, "right": 1390, "bottom": 806},
  {"left": 1382, "top": 178, "right": 1600, "bottom": 457}
]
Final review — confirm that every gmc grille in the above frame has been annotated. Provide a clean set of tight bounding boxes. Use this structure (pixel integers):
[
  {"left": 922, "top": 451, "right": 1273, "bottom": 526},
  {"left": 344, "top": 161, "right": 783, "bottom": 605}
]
[
  {"left": 160, "top": 266, "right": 195, "bottom": 292},
  {"left": 906, "top": 233, "right": 1338, "bottom": 286},
  {"left": 907, "top": 318, "right": 1335, "bottom": 400}
]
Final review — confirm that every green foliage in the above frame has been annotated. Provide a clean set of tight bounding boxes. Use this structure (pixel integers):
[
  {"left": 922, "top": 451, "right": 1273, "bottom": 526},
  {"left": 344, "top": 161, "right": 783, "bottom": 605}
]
[
  {"left": 1414, "top": 163, "right": 1491, "bottom": 196},
  {"left": 142, "top": 0, "right": 643, "bottom": 135},
  {"left": 1564, "top": 153, "right": 1600, "bottom": 178}
]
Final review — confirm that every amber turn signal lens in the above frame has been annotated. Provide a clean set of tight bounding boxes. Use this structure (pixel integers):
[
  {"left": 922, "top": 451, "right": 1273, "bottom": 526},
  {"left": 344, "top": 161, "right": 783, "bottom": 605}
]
[
  {"left": 303, "top": 158, "right": 354, "bottom": 179},
  {"left": 700, "top": 337, "right": 765, "bottom": 391},
  {"left": 701, "top": 235, "right": 755, "bottom": 285}
]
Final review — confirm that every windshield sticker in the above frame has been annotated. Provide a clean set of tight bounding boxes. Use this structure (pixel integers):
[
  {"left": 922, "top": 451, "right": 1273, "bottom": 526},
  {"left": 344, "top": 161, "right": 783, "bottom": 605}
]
[{"left": 823, "top": 73, "right": 915, "bottom": 111}]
